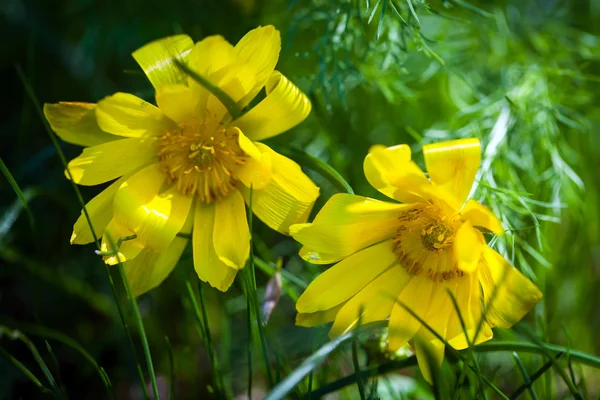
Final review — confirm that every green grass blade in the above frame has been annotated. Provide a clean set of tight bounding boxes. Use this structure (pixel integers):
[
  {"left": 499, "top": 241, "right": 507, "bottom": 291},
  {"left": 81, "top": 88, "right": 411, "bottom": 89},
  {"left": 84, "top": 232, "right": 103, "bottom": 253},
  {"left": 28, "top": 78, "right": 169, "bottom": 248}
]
[
  {"left": 165, "top": 336, "right": 177, "bottom": 400},
  {"left": 393, "top": 299, "right": 510, "bottom": 399},
  {"left": 184, "top": 272, "right": 226, "bottom": 397},
  {"left": 116, "top": 261, "right": 160, "bottom": 399},
  {"left": 514, "top": 327, "right": 581, "bottom": 399},
  {"left": 173, "top": 59, "right": 243, "bottom": 119},
  {"left": 197, "top": 279, "right": 225, "bottom": 397},
  {"left": 473, "top": 342, "right": 600, "bottom": 368},
  {"left": 0, "top": 245, "right": 114, "bottom": 317},
  {"left": 305, "top": 356, "right": 418, "bottom": 398},
  {"left": 351, "top": 337, "right": 366, "bottom": 399},
  {"left": 405, "top": 0, "right": 420, "bottom": 25},
  {"left": 264, "top": 321, "right": 386, "bottom": 400},
  {"left": 44, "top": 341, "right": 63, "bottom": 389},
  {"left": 246, "top": 276, "right": 253, "bottom": 400},
  {"left": 17, "top": 64, "right": 150, "bottom": 400},
  {"left": 0, "top": 157, "right": 35, "bottom": 234},
  {"left": 0, "top": 347, "right": 51, "bottom": 394},
  {"left": 445, "top": 289, "right": 485, "bottom": 397},
  {"left": 0, "top": 320, "right": 115, "bottom": 397},
  {"left": 254, "top": 256, "right": 308, "bottom": 289},
  {"left": 278, "top": 147, "right": 354, "bottom": 194},
  {"left": 0, "top": 328, "right": 65, "bottom": 399},
  {"left": 245, "top": 186, "right": 275, "bottom": 388},
  {"left": 511, "top": 352, "right": 542, "bottom": 400}
]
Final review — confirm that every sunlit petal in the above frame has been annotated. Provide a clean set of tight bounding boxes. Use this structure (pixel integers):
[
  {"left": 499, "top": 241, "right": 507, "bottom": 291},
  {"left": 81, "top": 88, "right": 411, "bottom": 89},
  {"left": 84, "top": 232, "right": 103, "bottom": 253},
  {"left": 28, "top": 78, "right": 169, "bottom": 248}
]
[
  {"left": 44, "top": 102, "right": 118, "bottom": 147},
  {"left": 96, "top": 92, "right": 175, "bottom": 138},
  {"left": 291, "top": 193, "right": 410, "bottom": 263},
  {"left": 66, "top": 138, "right": 156, "bottom": 186},
  {"left": 132, "top": 34, "right": 194, "bottom": 89},
  {"left": 193, "top": 202, "right": 238, "bottom": 291},
  {"left": 213, "top": 191, "right": 251, "bottom": 270},
  {"left": 233, "top": 72, "right": 311, "bottom": 141},
  {"left": 241, "top": 143, "right": 318, "bottom": 234},
  {"left": 479, "top": 247, "right": 542, "bottom": 328},
  {"left": 329, "top": 265, "right": 411, "bottom": 337},
  {"left": 461, "top": 199, "right": 503, "bottom": 235},
  {"left": 296, "top": 240, "right": 396, "bottom": 314},
  {"left": 423, "top": 138, "right": 481, "bottom": 205}
]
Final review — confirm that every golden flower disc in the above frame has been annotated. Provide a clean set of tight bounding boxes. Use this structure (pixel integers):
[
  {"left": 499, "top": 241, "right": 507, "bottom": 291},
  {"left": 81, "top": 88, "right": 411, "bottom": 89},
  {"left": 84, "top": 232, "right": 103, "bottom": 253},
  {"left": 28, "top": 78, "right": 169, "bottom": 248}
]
[
  {"left": 157, "top": 117, "right": 247, "bottom": 203},
  {"left": 392, "top": 204, "right": 464, "bottom": 282}
]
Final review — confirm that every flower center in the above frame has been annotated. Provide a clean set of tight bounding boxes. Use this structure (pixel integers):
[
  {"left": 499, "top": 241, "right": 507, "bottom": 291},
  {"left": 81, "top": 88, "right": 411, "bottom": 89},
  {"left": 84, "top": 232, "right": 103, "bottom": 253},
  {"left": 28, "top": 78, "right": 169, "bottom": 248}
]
[
  {"left": 157, "top": 118, "right": 247, "bottom": 203},
  {"left": 391, "top": 205, "right": 464, "bottom": 282}
]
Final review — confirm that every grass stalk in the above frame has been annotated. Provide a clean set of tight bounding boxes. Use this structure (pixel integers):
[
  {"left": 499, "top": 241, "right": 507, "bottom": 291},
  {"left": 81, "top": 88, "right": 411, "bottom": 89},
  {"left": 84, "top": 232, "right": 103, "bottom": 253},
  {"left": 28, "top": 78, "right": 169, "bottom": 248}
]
[
  {"left": 116, "top": 259, "right": 160, "bottom": 400},
  {"left": 16, "top": 64, "right": 147, "bottom": 399}
]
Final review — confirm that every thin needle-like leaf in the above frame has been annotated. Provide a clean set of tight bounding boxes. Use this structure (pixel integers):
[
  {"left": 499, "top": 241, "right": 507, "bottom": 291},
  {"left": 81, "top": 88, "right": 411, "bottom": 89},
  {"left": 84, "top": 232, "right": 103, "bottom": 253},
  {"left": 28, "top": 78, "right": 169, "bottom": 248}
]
[
  {"left": 278, "top": 147, "right": 354, "bottom": 194},
  {"left": 102, "top": 233, "right": 159, "bottom": 400},
  {"left": 0, "top": 347, "right": 51, "bottom": 394},
  {"left": 244, "top": 187, "right": 275, "bottom": 388},
  {"left": 165, "top": 336, "right": 177, "bottom": 400},
  {"left": 351, "top": 337, "right": 366, "bottom": 399},
  {"left": 17, "top": 64, "right": 149, "bottom": 400},
  {"left": 511, "top": 352, "right": 540, "bottom": 400},
  {"left": 0, "top": 157, "right": 35, "bottom": 234},
  {"left": 0, "top": 328, "right": 64, "bottom": 399},
  {"left": 264, "top": 321, "right": 387, "bottom": 400},
  {"left": 197, "top": 279, "right": 225, "bottom": 397}
]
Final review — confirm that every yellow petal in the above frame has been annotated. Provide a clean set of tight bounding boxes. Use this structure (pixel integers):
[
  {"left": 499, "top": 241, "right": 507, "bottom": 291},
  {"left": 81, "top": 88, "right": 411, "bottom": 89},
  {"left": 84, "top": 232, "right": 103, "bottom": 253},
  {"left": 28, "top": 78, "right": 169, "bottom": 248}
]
[
  {"left": 155, "top": 84, "right": 202, "bottom": 123},
  {"left": 422, "top": 281, "right": 458, "bottom": 340},
  {"left": 298, "top": 246, "right": 346, "bottom": 265},
  {"left": 187, "top": 36, "right": 242, "bottom": 120},
  {"left": 446, "top": 273, "right": 492, "bottom": 349},
  {"left": 461, "top": 199, "right": 503, "bottom": 235},
  {"left": 113, "top": 164, "right": 192, "bottom": 251},
  {"left": 388, "top": 275, "right": 434, "bottom": 351},
  {"left": 423, "top": 138, "right": 481, "bottom": 205},
  {"left": 132, "top": 34, "right": 194, "bottom": 89},
  {"left": 96, "top": 92, "right": 174, "bottom": 138},
  {"left": 187, "top": 35, "right": 236, "bottom": 81},
  {"left": 234, "top": 25, "right": 281, "bottom": 107},
  {"left": 241, "top": 143, "right": 319, "bottom": 234},
  {"left": 454, "top": 221, "right": 484, "bottom": 273},
  {"left": 205, "top": 77, "right": 246, "bottom": 121},
  {"left": 233, "top": 72, "right": 311, "bottom": 141},
  {"left": 235, "top": 129, "right": 273, "bottom": 189},
  {"left": 291, "top": 193, "right": 410, "bottom": 263},
  {"left": 66, "top": 137, "right": 156, "bottom": 186},
  {"left": 71, "top": 176, "right": 127, "bottom": 244},
  {"left": 296, "top": 240, "right": 397, "bottom": 314},
  {"left": 124, "top": 237, "right": 188, "bottom": 296},
  {"left": 100, "top": 219, "right": 145, "bottom": 265},
  {"left": 411, "top": 281, "right": 460, "bottom": 383},
  {"left": 479, "top": 247, "right": 542, "bottom": 328},
  {"left": 213, "top": 191, "right": 250, "bottom": 270},
  {"left": 296, "top": 303, "right": 346, "bottom": 328},
  {"left": 363, "top": 144, "right": 429, "bottom": 203},
  {"left": 193, "top": 202, "right": 238, "bottom": 291},
  {"left": 329, "top": 265, "right": 411, "bottom": 337},
  {"left": 44, "top": 102, "right": 118, "bottom": 147},
  {"left": 414, "top": 332, "right": 445, "bottom": 384}
]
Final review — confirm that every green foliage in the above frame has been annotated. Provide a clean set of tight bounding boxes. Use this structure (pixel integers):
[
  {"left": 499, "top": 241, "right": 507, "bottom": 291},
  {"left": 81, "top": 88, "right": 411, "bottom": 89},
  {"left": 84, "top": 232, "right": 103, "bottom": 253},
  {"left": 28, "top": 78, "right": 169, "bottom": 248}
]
[{"left": 1, "top": 0, "right": 600, "bottom": 399}]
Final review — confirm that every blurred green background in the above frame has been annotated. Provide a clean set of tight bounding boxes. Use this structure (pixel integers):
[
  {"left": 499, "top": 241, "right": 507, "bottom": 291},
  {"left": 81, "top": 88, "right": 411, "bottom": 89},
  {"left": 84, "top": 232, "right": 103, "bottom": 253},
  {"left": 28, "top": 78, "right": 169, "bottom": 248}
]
[{"left": 1, "top": 0, "right": 599, "bottom": 398}]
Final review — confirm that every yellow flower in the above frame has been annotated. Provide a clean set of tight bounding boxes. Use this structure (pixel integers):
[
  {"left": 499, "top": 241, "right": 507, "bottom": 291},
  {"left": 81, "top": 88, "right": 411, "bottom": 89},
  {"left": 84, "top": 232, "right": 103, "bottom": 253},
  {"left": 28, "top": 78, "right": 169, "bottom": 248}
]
[
  {"left": 44, "top": 26, "right": 319, "bottom": 295},
  {"left": 291, "top": 138, "right": 542, "bottom": 382}
]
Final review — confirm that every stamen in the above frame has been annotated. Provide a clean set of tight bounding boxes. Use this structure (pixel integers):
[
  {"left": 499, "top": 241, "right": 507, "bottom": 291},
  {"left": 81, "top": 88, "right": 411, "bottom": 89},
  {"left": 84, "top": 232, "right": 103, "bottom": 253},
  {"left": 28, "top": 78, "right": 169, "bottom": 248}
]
[
  {"left": 392, "top": 205, "right": 465, "bottom": 282},
  {"left": 156, "top": 118, "right": 247, "bottom": 203}
]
